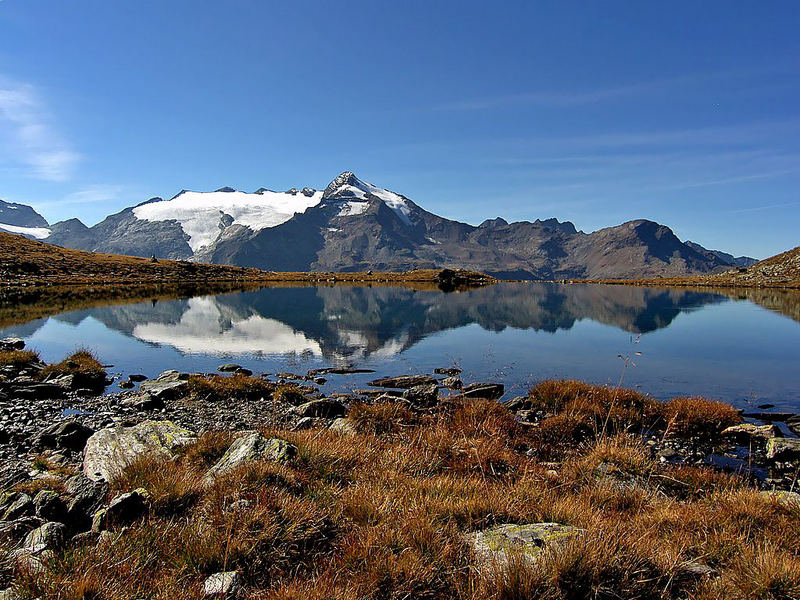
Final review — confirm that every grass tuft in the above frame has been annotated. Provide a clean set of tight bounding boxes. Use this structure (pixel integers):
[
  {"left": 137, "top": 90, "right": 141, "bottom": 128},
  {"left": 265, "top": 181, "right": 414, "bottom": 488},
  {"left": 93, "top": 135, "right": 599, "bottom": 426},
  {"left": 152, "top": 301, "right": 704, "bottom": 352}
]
[
  {"left": 187, "top": 373, "right": 275, "bottom": 402},
  {"left": 0, "top": 349, "right": 39, "bottom": 367}
]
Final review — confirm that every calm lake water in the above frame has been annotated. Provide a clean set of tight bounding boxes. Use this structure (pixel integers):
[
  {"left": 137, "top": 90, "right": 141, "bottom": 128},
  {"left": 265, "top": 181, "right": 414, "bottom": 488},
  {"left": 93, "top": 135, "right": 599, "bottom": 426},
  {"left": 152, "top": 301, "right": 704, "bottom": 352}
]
[{"left": 2, "top": 283, "right": 800, "bottom": 411}]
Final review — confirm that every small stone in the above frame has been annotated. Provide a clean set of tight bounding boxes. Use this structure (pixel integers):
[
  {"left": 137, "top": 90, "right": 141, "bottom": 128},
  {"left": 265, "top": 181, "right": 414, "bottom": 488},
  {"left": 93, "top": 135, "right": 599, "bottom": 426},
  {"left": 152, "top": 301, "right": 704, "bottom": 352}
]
[
  {"left": 34, "top": 420, "right": 94, "bottom": 451},
  {"left": 368, "top": 374, "right": 438, "bottom": 389},
  {"left": 138, "top": 378, "right": 188, "bottom": 401},
  {"left": 33, "top": 491, "right": 67, "bottom": 523},
  {"left": 119, "top": 394, "right": 164, "bottom": 411},
  {"left": 106, "top": 489, "right": 149, "bottom": 526},
  {"left": 468, "top": 523, "right": 579, "bottom": 567},
  {"left": 1, "top": 493, "right": 33, "bottom": 521},
  {"left": 766, "top": 437, "right": 800, "bottom": 461},
  {"left": 760, "top": 490, "right": 800, "bottom": 507},
  {"left": 128, "top": 374, "right": 148, "bottom": 382},
  {"left": 461, "top": 382, "right": 505, "bottom": 400},
  {"left": 434, "top": 367, "right": 462, "bottom": 377},
  {"left": 65, "top": 474, "right": 109, "bottom": 530},
  {"left": 402, "top": 383, "right": 439, "bottom": 407},
  {"left": 218, "top": 364, "right": 242, "bottom": 372},
  {"left": 293, "top": 417, "right": 314, "bottom": 430},
  {"left": 204, "top": 570, "right": 242, "bottom": 597},
  {"left": 441, "top": 377, "right": 462, "bottom": 390},
  {"left": 22, "top": 521, "right": 66, "bottom": 554},
  {"left": 329, "top": 418, "right": 357, "bottom": 435},
  {"left": 0, "top": 337, "right": 25, "bottom": 350},
  {"left": 292, "top": 399, "right": 346, "bottom": 419},
  {"left": 91, "top": 508, "right": 107, "bottom": 533},
  {"left": 722, "top": 423, "right": 780, "bottom": 441}
]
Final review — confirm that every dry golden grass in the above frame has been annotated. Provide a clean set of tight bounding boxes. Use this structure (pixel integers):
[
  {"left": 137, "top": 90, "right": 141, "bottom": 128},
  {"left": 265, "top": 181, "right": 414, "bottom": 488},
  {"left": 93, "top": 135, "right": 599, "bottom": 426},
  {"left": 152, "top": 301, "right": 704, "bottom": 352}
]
[
  {"left": 8, "top": 388, "right": 799, "bottom": 599},
  {"left": 661, "top": 396, "right": 742, "bottom": 438},
  {"left": 187, "top": 373, "right": 275, "bottom": 402},
  {"left": 40, "top": 349, "right": 105, "bottom": 380},
  {"left": 0, "top": 349, "right": 39, "bottom": 367}
]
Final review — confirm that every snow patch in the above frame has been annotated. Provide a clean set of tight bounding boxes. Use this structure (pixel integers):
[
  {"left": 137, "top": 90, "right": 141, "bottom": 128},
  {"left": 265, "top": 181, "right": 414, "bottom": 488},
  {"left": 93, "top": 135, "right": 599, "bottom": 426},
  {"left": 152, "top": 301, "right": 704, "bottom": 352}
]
[
  {"left": 330, "top": 178, "right": 412, "bottom": 225},
  {"left": 0, "top": 222, "right": 51, "bottom": 239},
  {"left": 337, "top": 201, "right": 370, "bottom": 217},
  {"left": 133, "top": 189, "right": 323, "bottom": 252}
]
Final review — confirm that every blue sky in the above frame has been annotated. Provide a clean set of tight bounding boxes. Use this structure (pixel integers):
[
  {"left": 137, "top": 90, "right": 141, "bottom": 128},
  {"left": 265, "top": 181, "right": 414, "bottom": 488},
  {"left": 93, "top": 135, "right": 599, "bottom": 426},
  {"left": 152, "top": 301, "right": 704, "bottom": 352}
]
[{"left": 0, "top": 1, "right": 798, "bottom": 258}]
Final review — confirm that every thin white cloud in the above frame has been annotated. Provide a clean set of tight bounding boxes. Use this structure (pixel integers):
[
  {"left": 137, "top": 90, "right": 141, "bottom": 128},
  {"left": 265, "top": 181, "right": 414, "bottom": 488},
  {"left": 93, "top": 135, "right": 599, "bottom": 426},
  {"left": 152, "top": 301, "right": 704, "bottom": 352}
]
[
  {"left": 31, "top": 184, "right": 127, "bottom": 210},
  {"left": 731, "top": 200, "right": 800, "bottom": 214},
  {"left": 0, "top": 78, "right": 80, "bottom": 181},
  {"left": 434, "top": 67, "right": 794, "bottom": 112}
]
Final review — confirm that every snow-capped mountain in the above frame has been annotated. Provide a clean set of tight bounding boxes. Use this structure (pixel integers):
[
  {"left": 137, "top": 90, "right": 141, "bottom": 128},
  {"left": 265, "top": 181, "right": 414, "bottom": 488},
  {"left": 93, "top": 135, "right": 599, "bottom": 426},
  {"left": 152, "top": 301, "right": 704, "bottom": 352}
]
[
  {"left": 10, "top": 172, "right": 755, "bottom": 278},
  {"left": 0, "top": 199, "right": 51, "bottom": 239},
  {"left": 132, "top": 187, "right": 323, "bottom": 253}
]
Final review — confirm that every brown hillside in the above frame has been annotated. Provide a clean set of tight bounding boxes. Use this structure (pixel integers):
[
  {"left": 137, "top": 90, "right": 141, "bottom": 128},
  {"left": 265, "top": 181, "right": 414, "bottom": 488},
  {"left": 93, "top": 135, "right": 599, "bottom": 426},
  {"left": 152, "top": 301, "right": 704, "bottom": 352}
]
[
  {"left": 0, "top": 231, "right": 493, "bottom": 287},
  {"left": 586, "top": 245, "right": 800, "bottom": 289}
]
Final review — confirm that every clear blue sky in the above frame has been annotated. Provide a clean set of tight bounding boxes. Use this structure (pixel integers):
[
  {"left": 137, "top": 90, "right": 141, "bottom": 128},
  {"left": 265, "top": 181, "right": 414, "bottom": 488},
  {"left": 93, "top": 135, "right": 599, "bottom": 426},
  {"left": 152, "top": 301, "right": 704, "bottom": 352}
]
[{"left": 1, "top": 1, "right": 798, "bottom": 258}]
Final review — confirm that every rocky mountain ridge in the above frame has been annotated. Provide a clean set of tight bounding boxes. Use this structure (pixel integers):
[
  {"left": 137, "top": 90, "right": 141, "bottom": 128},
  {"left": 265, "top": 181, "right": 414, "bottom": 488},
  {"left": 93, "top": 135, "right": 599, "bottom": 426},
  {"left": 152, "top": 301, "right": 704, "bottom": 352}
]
[{"left": 5, "top": 173, "right": 756, "bottom": 279}]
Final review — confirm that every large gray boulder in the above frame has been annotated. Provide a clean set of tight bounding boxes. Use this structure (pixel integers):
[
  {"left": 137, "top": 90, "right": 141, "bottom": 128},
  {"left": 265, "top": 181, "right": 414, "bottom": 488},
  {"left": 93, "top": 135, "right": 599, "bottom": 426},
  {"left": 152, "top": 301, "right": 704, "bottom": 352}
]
[
  {"left": 83, "top": 420, "right": 196, "bottom": 482},
  {"left": 204, "top": 432, "right": 296, "bottom": 483}
]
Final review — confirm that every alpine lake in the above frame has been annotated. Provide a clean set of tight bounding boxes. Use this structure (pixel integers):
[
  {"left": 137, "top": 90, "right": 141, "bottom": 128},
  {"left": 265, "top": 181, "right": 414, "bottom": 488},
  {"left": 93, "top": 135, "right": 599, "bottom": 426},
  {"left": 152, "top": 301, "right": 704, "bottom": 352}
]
[{"left": 2, "top": 281, "right": 799, "bottom": 413}]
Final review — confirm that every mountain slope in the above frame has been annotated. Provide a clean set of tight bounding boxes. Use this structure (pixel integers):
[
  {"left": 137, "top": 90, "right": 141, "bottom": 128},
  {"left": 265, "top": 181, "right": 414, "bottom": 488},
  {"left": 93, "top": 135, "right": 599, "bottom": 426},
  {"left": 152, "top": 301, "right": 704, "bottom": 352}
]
[{"left": 7, "top": 172, "right": 740, "bottom": 278}]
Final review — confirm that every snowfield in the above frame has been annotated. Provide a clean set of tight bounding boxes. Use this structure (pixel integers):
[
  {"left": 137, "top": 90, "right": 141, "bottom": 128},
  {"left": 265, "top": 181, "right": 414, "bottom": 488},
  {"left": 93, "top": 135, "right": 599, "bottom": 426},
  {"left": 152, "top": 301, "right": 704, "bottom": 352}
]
[
  {"left": 132, "top": 189, "right": 323, "bottom": 252},
  {"left": 0, "top": 223, "right": 52, "bottom": 239}
]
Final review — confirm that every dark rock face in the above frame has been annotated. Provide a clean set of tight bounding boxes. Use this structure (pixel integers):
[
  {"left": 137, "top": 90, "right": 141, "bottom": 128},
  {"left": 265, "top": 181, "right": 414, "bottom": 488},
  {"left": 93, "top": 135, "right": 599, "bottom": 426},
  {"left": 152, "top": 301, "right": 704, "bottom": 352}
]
[
  {"left": 48, "top": 206, "right": 193, "bottom": 260},
  {"left": 33, "top": 421, "right": 94, "bottom": 452},
  {"left": 105, "top": 489, "right": 149, "bottom": 526},
  {"left": 0, "top": 199, "right": 49, "bottom": 228},
  {"left": 34, "top": 172, "right": 741, "bottom": 279}
]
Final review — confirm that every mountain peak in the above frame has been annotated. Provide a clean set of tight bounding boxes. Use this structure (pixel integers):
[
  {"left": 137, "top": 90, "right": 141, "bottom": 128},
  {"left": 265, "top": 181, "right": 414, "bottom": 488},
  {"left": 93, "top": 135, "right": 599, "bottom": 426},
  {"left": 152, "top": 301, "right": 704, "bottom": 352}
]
[{"left": 323, "top": 171, "right": 363, "bottom": 198}]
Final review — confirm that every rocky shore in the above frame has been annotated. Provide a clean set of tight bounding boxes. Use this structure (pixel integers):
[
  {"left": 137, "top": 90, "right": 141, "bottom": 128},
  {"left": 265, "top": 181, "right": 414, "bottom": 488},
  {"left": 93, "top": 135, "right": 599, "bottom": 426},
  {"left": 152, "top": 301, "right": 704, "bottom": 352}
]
[{"left": 2, "top": 337, "right": 799, "bottom": 598}]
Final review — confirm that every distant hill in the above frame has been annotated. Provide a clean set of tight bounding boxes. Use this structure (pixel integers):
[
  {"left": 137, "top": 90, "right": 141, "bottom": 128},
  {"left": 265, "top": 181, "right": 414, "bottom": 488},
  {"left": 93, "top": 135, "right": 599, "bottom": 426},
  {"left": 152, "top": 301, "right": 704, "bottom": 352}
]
[
  {"left": 685, "top": 241, "right": 757, "bottom": 269},
  {"left": 591, "top": 245, "right": 800, "bottom": 289},
  {"left": 5, "top": 172, "right": 752, "bottom": 279}
]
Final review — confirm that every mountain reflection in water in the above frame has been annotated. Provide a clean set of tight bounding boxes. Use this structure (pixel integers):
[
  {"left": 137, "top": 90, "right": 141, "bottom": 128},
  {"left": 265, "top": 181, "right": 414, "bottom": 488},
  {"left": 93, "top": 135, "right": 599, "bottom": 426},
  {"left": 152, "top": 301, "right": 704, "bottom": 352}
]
[
  {"left": 27, "top": 284, "right": 727, "bottom": 359},
  {"left": 3, "top": 282, "right": 800, "bottom": 408}
]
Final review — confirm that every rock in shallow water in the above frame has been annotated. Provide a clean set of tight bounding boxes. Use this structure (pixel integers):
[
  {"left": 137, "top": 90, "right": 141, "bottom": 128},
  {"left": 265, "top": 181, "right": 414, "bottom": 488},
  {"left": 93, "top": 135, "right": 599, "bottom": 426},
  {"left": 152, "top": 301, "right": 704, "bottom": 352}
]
[
  {"left": 368, "top": 374, "right": 438, "bottom": 389},
  {"left": 460, "top": 382, "right": 505, "bottom": 400}
]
